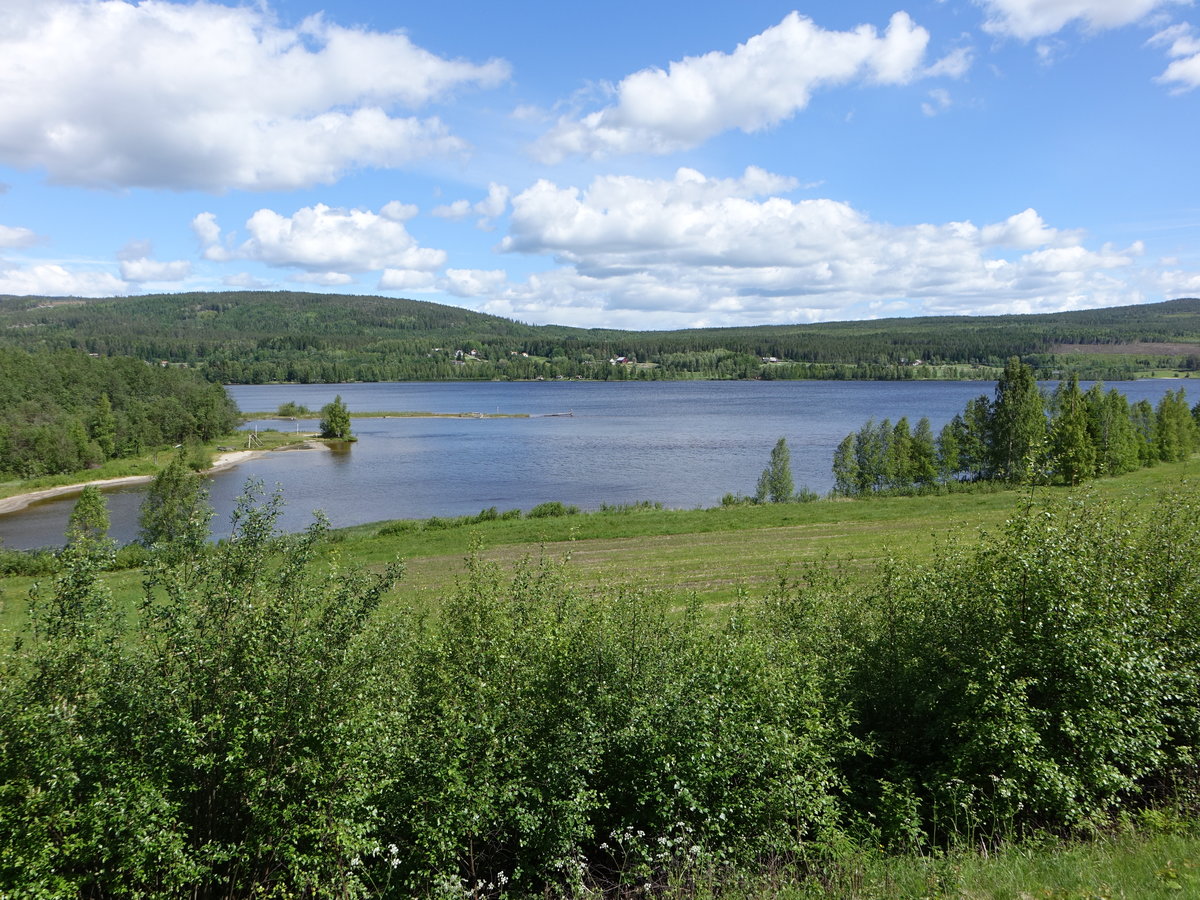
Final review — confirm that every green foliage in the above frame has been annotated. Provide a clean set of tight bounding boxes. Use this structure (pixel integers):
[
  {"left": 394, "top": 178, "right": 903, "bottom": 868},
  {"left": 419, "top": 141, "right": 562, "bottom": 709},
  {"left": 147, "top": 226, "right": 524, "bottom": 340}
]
[
  {"left": 839, "top": 370, "right": 1196, "bottom": 496},
  {"left": 527, "top": 500, "right": 580, "bottom": 518},
  {"left": 0, "top": 347, "right": 239, "bottom": 479},
  {"left": 755, "top": 436, "right": 794, "bottom": 503},
  {"left": 1, "top": 483, "right": 402, "bottom": 897},
  {"left": 276, "top": 400, "right": 312, "bottom": 417},
  {"left": 3, "top": 291, "right": 1200, "bottom": 384},
  {"left": 319, "top": 394, "right": 353, "bottom": 440},
  {"left": 6, "top": 479, "right": 1200, "bottom": 894},
  {"left": 137, "top": 450, "right": 213, "bottom": 552},
  {"left": 989, "top": 356, "right": 1048, "bottom": 482},
  {"left": 838, "top": 489, "right": 1200, "bottom": 844}
]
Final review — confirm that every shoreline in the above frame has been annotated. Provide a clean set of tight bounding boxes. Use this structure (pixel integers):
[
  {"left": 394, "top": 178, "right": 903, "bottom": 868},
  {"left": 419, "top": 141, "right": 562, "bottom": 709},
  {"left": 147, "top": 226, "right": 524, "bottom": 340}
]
[{"left": 0, "top": 444, "right": 326, "bottom": 517}]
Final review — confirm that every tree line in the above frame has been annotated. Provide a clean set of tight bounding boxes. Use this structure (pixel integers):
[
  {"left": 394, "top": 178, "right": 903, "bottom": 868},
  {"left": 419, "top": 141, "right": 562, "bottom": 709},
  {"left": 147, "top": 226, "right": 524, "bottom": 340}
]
[
  {"left": 832, "top": 358, "right": 1200, "bottom": 495},
  {"left": 4, "top": 292, "right": 1199, "bottom": 383},
  {"left": 0, "top": 347, "right": 239, "bottom": 479}
]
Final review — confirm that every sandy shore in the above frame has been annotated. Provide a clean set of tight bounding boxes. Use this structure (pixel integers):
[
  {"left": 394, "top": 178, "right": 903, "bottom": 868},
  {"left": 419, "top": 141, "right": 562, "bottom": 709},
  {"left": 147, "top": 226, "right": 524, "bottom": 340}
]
[{"left": 0, "top": 444, "right": 322, "bottom": 516}]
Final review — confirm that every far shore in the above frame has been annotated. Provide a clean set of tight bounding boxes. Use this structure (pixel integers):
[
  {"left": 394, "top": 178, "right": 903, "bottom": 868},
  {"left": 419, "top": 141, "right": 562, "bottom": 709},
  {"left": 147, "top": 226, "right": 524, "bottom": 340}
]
[{"left": 0, "top": 442, "right": 329, "bottom": 516}]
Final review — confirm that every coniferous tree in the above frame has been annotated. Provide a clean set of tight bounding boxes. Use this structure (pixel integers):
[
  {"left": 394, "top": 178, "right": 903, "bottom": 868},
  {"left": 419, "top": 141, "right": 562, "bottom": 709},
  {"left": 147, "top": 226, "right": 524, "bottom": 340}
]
[
  {"left": 1048, "top": 374, "right": 1096, "bottom": 485},
  {"left": 987, "top": 357, "right": 1046, "bottom": 482}
]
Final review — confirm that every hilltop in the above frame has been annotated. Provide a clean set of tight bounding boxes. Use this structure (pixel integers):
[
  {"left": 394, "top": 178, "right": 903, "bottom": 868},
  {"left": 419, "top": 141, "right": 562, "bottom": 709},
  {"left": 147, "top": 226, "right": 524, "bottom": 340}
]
[{"left": 2, "top": 291, "right": 1199, "bottom": 382}]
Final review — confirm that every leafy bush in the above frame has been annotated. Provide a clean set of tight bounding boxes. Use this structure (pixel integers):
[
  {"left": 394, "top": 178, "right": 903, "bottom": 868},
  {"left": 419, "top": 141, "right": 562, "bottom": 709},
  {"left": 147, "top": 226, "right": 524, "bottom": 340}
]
[
  {"left": 0, "top": 546, "right": 59, "bottom": 577},
  {"left": 526, "top": 500, "right": 579, "bottom": 518}
]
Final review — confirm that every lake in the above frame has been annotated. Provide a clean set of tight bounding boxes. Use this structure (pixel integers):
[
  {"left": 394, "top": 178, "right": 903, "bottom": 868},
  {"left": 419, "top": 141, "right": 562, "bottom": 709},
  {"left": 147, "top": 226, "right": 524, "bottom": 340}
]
[{"left": 1, "top": 379, "right": 1194, "bottom": 549}]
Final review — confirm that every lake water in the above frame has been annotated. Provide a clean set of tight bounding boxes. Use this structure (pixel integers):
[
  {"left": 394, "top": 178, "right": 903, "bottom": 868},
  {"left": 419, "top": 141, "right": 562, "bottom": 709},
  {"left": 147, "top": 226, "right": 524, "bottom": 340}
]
[{"left": 1, "top": 379, "right": 1194, "bottom": 549}]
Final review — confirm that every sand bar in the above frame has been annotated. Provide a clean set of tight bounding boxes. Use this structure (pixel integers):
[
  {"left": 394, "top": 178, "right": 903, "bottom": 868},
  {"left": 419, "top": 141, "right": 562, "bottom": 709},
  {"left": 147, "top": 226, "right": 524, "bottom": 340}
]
[{"left": 0, "top": 444, "right": 324, "bottom": 516}]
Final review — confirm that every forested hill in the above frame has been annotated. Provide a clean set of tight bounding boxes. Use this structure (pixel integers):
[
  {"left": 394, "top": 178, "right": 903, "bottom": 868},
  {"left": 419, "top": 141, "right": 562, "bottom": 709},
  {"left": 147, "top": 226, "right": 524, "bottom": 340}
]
[{"left": 2, "top": 291, "right": 1199, "bottom": 383}]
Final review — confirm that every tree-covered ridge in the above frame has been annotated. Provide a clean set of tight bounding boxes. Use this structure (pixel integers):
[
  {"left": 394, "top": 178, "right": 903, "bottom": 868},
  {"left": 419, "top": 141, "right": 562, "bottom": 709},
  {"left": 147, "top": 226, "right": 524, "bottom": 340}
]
[
  {"left": 2, "top": 291, "right": 1199, "bottom": 382},
  {"left": 0, "top": 347, "right": 239, "bottom": 478},
  {"left": 833, "top": 358, "right": 1200, "bottom": 495}
]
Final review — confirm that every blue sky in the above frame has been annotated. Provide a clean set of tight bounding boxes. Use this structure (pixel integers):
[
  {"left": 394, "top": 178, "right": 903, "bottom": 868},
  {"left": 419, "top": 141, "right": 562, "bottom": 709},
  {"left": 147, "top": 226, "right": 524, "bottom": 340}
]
[{"left": 0, "top": 0, "right": 1198, "bottom": 329}]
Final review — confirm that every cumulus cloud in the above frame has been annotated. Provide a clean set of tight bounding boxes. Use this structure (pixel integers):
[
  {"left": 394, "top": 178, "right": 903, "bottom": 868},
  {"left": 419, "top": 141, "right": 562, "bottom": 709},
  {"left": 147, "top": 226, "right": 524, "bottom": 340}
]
[
  {"left": 119, "top": 257, "right": 192, "bottom": 283},
  {"left": 488, "top": 166, "right": 1167, "bottom": 328},
  {"left": 432, "top": 183, "right": 511, "bottom": 228},
  {"left": 1150, "top": 23, "right": 1200, "bottom": 90},
  {"left": 979, "top": 0, "right": 1184, "bottom": 40},
  {"left": 194, "top": 203, "right": 446, "bottom": 273},
  {"left": 291, "top": 271, "right": 355, "bottom": 286},
  {"left": 534, "top": 11, "right": 935, "bottom": 161},
  {"left": 223, "top": 272, "right": 270, "bottom": 289},
  {"left": 0, "top": 263, "right": 126, "bottom": 297},
  {"left": 980, "top": 208, "right": 1083, "bottom": 248},
  {"left": 0, "top": 224, "right": 42, "bottom": 248},
  {"left": 0, "top": 0, "right": 510, "bottom": 190},
  {"left": 379, "top": 268, "right": 438, "bottom": 291},
  {"left": 441, "top": 268, "right": 507, "bottom": 297}
]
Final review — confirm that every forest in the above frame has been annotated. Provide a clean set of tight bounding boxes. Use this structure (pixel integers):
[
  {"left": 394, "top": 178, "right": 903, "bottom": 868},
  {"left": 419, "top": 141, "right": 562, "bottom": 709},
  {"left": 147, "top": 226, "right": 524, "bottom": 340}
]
[
  {"left": 0, "top": 347, "right": 240, "bottom": 479},
  {"left": 832, "top": 359, "right": 1200, "bottom": 495},
  {"left": 2, "top": 291, "right": 1199, "bottom": 383}
]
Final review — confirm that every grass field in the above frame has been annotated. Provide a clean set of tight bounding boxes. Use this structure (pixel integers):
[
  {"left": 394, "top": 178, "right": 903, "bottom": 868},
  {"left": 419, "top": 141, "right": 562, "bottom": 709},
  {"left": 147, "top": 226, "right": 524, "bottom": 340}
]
[{"left": 4, "top": 454, "right": 1197, "bottom": 635}]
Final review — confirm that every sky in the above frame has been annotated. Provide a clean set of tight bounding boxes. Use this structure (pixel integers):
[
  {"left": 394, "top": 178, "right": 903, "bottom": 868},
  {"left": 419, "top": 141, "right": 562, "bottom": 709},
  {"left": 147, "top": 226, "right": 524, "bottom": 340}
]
[{"left": 0, "top": 0, "right": 1198, "bottom": 330}]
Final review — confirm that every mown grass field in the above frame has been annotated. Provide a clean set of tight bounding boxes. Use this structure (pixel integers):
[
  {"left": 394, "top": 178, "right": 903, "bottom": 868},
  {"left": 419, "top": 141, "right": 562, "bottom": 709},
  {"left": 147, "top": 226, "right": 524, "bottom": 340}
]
[{"left": 4, "top": 454, "right": 1197, "bottom": 636}]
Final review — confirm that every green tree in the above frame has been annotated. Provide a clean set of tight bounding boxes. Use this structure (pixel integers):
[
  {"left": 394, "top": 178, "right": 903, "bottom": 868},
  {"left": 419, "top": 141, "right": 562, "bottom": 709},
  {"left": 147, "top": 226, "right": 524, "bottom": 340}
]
[
  {"left": 936, "top": 420, "right": 961, "bottom": 482},
  {"left": 319, "top": 394, "right": 353, "bottom": 440},
  {"left": 1154, "top": 389, "right": 1199, "bottom": 462},
  {"left": 90, "top": 393, "right": 117, "bottom": 460},
  {"left": 832, "top": 433, "right": 860, "bottom": 496},
  {"left": 911, "top": 417, "right": 938, "bottom": 488},
  {"left": 1047, "top": 374, "right": 1096, "bottom": 485},
  {"left": 987, "top": 357, "right": 1046, "bottom": 482},
  {"left": 755, "top": 437, "right": 794, "bottom": 503},
  {"left": 885, "top": 417, "right": 914, "bottom": 491},
  {"left": 67, "top": 485, "right": 110, "bottom": 548},
  {"left": 138, "top": 450, "right": 212, "bottom": 550},
  {"left": 1084, "top": 385, "right": 1139, "bottom": 476}
]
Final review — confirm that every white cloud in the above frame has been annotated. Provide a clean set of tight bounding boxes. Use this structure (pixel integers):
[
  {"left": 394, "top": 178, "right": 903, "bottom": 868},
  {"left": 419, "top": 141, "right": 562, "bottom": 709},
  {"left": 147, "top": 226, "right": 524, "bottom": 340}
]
[
  {"left": 534, "top": 11, "right": 933, "bottom": 161},
  {"left": 0, "top": 224, "right": 41, "bottom": 248},
  {"left": 979, "top": 0, "right": 1184, "bottom": 40},
  {"left": 980, "top": 208, "right": 1083, "bottom": 248},
  {"left": 119, "top": 257, "right": 192, "bottom": 282},
  {"left": 431, "top": 199, "right": 472, "bottom": 221},
  {"left": 1150, "top": 23, "right": 1200, "bottom": 90},
  {"left": 921, "top": 88, "right": 953, "bottom": 116},
  {"left": 379, "top": 268, "right": 438, "bottom": 291},
  {"left": 290, "top": 271, "right": 355, "bottom": 286},
  {"left": 432, "top": 183, "right": 511, "bottom": 228},
  {"left": 441, "top": 268, "right": 507, "bottom": 297},
  {"left": 489, "top": 166, "right": 1173, "bottom": 327},
  {"left": 195, "top": 203, "right": 446, "bottom": 272},
  {"left": 223, "top": 272, "right": 270, "bottom": 289},
  {"left": 0, "top": 264, "right": 126, "bottom": 296},
  {"left": 0, "top": 0, "right": 510, "bottom": 190}
]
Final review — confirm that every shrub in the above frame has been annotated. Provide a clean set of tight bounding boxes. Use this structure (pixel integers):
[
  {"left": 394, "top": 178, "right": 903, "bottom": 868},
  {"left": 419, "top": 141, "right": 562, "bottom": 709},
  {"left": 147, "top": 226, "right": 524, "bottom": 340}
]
[{"left": 526, "top": 500, "right": 579, "bottom": 518}]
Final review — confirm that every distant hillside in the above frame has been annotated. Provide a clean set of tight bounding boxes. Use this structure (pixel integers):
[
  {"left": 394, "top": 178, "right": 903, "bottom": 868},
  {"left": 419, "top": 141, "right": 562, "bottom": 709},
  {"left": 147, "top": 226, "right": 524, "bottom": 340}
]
[{"left": 2, "top": 291, "right": 1199, "bottom": 382}]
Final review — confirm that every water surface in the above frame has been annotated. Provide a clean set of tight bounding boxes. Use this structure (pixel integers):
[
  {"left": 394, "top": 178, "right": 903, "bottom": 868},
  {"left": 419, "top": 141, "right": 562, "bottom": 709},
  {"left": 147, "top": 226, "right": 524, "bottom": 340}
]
[{"left": 1, "top": 379, "right": 1193, "bottom": 549}]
